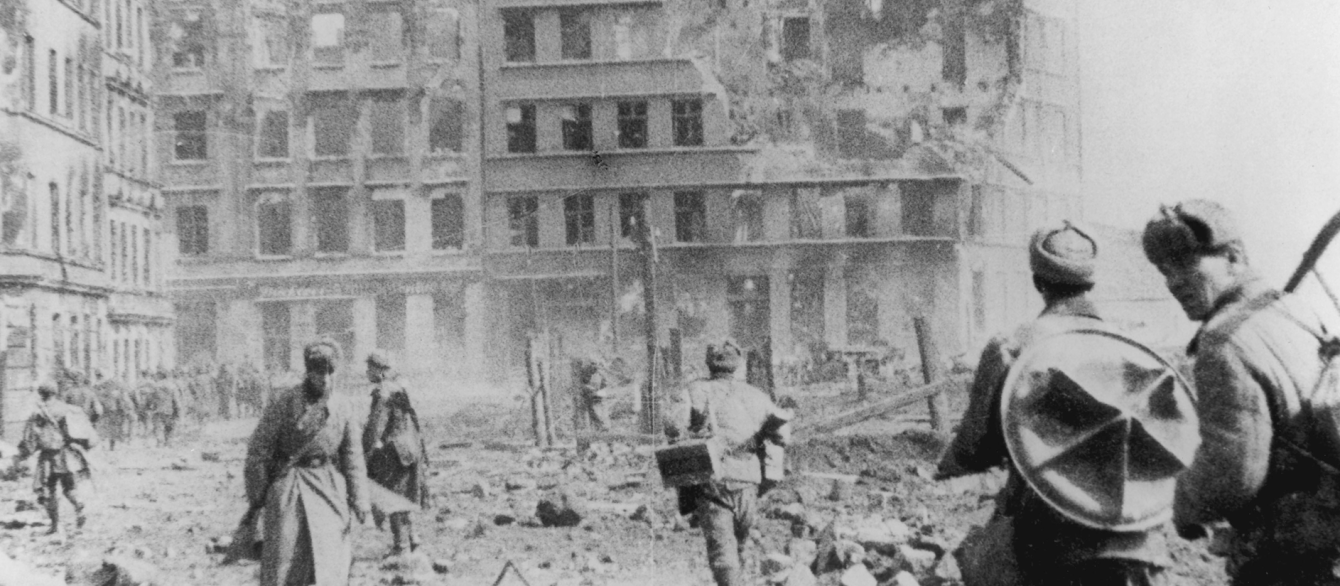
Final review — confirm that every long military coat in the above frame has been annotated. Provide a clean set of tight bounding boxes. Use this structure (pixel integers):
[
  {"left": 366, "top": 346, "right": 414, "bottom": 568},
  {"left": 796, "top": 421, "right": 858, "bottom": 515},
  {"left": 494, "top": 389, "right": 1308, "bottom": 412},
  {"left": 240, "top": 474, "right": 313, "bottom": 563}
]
[
  {"left": 362, "top": 377, "right": 429, "bottom": 507},
  {"left": 245, "top": 382, "right": 368, "bottom": 586}
]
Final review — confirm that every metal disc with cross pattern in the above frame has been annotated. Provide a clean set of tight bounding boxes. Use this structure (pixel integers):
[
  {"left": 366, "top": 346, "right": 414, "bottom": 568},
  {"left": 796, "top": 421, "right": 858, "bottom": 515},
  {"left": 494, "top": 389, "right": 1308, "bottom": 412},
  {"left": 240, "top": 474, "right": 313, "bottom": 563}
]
[{"left": 1000, "top": 329, "right": 1200, "bottom": 532}]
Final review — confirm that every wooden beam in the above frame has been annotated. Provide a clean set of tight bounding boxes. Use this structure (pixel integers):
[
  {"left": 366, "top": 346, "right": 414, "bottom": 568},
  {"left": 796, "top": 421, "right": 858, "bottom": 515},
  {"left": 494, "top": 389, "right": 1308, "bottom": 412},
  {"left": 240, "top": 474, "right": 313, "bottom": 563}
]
[{"left": 796, "top": 378, "right": 962, "bottom": 437}]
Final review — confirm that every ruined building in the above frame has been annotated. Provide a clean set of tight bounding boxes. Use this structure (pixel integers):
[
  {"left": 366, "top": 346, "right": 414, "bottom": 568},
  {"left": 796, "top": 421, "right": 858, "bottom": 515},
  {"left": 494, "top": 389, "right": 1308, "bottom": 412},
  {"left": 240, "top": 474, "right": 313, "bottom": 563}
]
[
  {"left": 0, "top": 0, "right": 169, "bottom": 436},
  {"left": 154, "top": 0, "right": 1080, "bottom": 391},
  {"left": 155, "top": 0, "right": 486, "bottom": 387}
]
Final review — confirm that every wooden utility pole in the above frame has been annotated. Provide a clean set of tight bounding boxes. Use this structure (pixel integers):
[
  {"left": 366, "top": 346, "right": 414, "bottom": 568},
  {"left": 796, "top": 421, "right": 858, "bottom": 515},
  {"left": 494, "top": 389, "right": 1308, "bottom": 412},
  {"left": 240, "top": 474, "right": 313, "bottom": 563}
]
[
  {"left": 913, "top": 317, "right": 949, "bottom": 434},
  {"left": 609, "top": 203, "right": 619, "bottom": 353},
  {"left": 637, "top": 197, "right": 659, "bottom": 434}
]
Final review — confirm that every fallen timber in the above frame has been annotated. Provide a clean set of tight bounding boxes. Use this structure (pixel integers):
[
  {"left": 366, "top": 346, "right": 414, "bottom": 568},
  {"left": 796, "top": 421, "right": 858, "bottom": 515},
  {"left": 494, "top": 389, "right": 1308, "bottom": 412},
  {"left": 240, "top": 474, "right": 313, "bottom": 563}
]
[{"left": 796, "top": 377, "right": 966, "bottom": 437}]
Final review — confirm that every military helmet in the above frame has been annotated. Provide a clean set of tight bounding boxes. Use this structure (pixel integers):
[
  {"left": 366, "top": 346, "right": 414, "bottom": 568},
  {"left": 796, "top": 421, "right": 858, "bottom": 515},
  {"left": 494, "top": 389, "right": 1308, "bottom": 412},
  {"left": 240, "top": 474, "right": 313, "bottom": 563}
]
[{"left": 1000, "top": 328, "right": 1199, "bottom": 532}]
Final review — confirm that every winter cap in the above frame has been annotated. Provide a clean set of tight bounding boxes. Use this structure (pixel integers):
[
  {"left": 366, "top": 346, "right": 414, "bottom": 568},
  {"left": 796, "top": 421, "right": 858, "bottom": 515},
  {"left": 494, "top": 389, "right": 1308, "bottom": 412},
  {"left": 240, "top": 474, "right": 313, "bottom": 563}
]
[
  {"left": 304, "top": 338, "right": 342, "bottom": 373},
  {"left": 366, "top": 349, "right": 394, "bottom": 370},
  {"left": 1029, "top": 221, "right": 1098, "bottom": 286},
  {"left": 706, "top": 340, "right": 743, "bottom": 375},
  {"left": 1142, "top": 199, "right": 1243, "bottom": 266}
]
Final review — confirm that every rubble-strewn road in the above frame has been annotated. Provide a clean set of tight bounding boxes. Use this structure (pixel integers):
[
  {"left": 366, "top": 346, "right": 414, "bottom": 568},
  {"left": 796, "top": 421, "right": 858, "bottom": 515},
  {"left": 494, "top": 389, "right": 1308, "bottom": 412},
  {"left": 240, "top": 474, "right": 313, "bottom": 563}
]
[{"left": 0, "top": 399, "right": 1227, "bottom": 586}]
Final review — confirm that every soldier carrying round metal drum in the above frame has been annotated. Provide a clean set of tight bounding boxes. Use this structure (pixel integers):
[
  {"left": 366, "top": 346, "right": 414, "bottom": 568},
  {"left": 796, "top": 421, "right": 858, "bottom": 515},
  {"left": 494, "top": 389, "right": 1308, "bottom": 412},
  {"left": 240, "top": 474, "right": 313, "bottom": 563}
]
[{"left": 936, "top": 221, "right": 1200, "bottom": 586}]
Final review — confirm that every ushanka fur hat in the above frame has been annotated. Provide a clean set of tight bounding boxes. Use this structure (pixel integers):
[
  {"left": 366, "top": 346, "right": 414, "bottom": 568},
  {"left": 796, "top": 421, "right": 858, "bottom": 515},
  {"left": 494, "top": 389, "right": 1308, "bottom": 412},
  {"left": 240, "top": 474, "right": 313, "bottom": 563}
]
[{"left": 1030, "top": 221, "right": 1098, "bottom": 286}]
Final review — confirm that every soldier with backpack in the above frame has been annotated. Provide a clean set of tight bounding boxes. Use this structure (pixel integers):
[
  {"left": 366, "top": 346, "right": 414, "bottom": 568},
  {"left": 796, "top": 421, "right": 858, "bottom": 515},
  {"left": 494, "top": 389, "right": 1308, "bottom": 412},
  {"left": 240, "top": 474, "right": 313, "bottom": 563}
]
[
  {"left": 1144, "top": 201, "right": 1340, "bottom": 584},
  {"left": 12, "top": 382, "right": 98, "bottom": 534},
  {"left": 937, "top": 221, "right": 1198, "bottom": 585}
]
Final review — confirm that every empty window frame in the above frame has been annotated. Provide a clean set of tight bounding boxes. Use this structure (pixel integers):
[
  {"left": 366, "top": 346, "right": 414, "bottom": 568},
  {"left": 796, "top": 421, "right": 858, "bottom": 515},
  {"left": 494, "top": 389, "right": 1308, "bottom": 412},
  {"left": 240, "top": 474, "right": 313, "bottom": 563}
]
[
  {"left": 617, "top": 101, "right": 647, "bottom": 148},
  {"left": 427, "top": 8, "right": 461, "bottom": 60},
  {"left": 312, "top": 187, "right": 348, "bottom": 253},
  {"left": 255, "top": 16, "right": 289, "bottom": 66},
  {"left": 781, "top": 17, "right": 810, "bottom": 61},
  {"left": 23, "top": 36, "right": 34, "bottom": 111},
  {"left": 369, "top": 93, "right": 404, "bottom": 155},
  {"left": 674, "top": 191, "right": 706, "bottom": 243},
  {"left": 672, "top": 99, "right": 703, "bottom": 147},
  {"left": 943, "top": 107, "right": 967, "bottom": 127},
  {"left": 836, "top": 109, "right": 865, "bottom": 158},
  {"left": 368, "top": 10, "right": 403, "bottom": 62},
  {"left": 564, "top": 194, "right": 595, "bottom": 245},
  {"left": 428, "top": 97, "right": 464, "bottom": 153},
  {"left": 734, "top": 191, "right": 764, "bottom": 243},
  {"left": 561, "top": 103, "right": 593, "bottom": 151},
  {"left": 311, "top": 93, "right": 354, "bottom": 157},
  {"left": 256, "top": 110, "right": 289, "bottom": 158},
  {"left": 901, "top": 181, "right": 936, "bottom": 236},
  {"left": 430, "top": 191, "right": 464, "bottom": 250},
  {"left": 506, "top": 104, "right": 536, "bottom": 153},
  {"left": 311, "top": 12, "right": 345, "bottom": 64},
  {"left": 845, "top": 193, "right": 872, "bottom": 238},
  {"left": 48, "top": 50, "right": 57, "bottom": 115},
  {"left": 559, "top": 11, "right": 592, "bottom": 60},
  {"left": 176, "top": 205, "right": 208, "bottom": 255},
  {"left": 260, "top": 302, "right": 291, "bottom": 371},
  {"left": 503, "top": 10, "right": 535, "bottom": 63},
  {"left": 173, "top": 110, "right": 207, "bottom": 160},
  {"left": 371, "top": 191, "right": 406, "bottom": 252},
  {"left": 256, "top": 193, "right": 292, "bottom": 256},
  {"left": 507, "top": 196, "right": 539, "bottom": 247},
  {"left": 967, "top": 184, "right": 984, "bottom": 237},
  {"left": 63, "top": 57, "right": 73, "bottom": 118},
  {"left": 618, "top": 192, "right": 645, "bottom": 238},
  {"left": 172, "top": 15, "right": 207, "bottom": 68}
]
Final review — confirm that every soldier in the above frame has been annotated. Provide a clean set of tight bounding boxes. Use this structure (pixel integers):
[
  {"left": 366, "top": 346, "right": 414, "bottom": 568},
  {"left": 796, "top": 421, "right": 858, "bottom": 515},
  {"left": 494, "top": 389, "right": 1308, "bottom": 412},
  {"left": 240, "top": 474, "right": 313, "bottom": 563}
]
[
  {"left": 362, "top": 350, "right": 431, "bottom": 557},
  {"left": 216, "top": 362, "right": 238, "bottom": 420},
  {"left": 151, "top": 370, "right": 184, "bottom": 447},
  {"left": 94, "top": 371, "right": 133, "bottom": 451},
  {"left": 12, "top": 382, "right": 97, "bottom": 534},
  {"left": 132, "top": 370, "right": 157, "bottom": 439},
  {"left": 664, "top": 340, "right": 793, "bottom": 586},
  {"left": 936, "top": 221, "right": 1190, "bottom": 584},
  {"left": 62, "top": 372, "right": 104, "bottom": 427},
  {"left": 244, "top": 339, "right": 368, "bottom": 586},
  {"left": 576, "top": 356, "right": 612, "bottom": 432},
  {"left": 1142, "top": 201, "right": 1340, "bottom": 584}
]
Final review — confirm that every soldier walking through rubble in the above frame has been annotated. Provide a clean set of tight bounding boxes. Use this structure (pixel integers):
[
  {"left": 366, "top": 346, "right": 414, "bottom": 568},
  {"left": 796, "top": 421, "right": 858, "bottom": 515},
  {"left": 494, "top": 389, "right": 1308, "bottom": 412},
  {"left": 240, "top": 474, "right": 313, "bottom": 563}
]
[
  {"left": 1143, "top": 201, "right": 1340, "bottom": 584},
  {"left": 149, "top": 370, "right": 184, "bottom": 447},
  {"left": 936, "top": 221, "right": 1197, "bottom": 585},
  {"left": 362, "top": 350, "right": 431, "bottom": 557},
  {"left": 95, "top": 371, "right": 134, "bottom": 451},
  {"left": 12, "top": 382, "right": 97, "bottom": 535},
  {"left": 63, "top": 371, "right": 104, "bottom": 428},
  {"left": 577, "top": 355, "right": 612, "bottom": 432},
  {"left": 665, "top": 340, "right": 793, "bottom": 586},
  {"left": 244, "top": 339, "right": 369, "bottom": 586}
]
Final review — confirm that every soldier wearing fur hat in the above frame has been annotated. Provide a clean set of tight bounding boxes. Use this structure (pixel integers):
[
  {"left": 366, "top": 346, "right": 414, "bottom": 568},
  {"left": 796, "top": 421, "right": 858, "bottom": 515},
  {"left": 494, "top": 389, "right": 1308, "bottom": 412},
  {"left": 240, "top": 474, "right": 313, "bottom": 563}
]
[
  {"left": 1143, "top": 200, "right": 1340, "bottom": 584},
  {"left": 13, "top": 381, "right": 97, "bottom": 534},
  {"left": 937, "top": 221, "right": 1185, "bottom": 585},
  {"left": 244, "top": 339, "right": 369, "bottom": 586},
  {"left": 665, "top": 339, "right": 794, "bottom": 586},
  {"left": 362, "top": 349, "right": 431, "bottom": 557}
]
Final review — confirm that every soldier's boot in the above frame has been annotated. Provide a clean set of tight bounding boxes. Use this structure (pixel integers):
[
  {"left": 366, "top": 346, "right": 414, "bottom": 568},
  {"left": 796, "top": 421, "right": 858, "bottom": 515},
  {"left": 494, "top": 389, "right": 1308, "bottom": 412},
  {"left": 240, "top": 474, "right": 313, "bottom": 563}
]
[
  {"left": 405, "top": 517, "right": 420, "bottom": 552},
  {"left": 45, "top": 497, "right": 60, "bottom": 535},
  {"left": 388, "top": 513, "right": 408, "bottom": 557}
]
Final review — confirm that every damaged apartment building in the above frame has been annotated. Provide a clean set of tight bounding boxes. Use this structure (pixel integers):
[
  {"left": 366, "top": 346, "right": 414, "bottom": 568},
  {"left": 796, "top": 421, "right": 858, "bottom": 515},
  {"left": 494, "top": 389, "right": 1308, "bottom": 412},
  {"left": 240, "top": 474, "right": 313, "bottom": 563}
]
[
  {"left": 156, "top": 0, "right": 1080, "bottom": 390},
  {"left": 0, "top": 0, "right": 170, "bottom": 436}
]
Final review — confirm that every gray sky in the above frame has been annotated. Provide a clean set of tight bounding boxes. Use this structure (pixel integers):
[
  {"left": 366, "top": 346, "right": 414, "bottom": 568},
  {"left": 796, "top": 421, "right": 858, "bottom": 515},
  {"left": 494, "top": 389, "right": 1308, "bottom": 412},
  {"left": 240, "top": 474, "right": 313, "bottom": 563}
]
[{"left": 1079, "top": 0, "right": 1340, "bottom": 285}]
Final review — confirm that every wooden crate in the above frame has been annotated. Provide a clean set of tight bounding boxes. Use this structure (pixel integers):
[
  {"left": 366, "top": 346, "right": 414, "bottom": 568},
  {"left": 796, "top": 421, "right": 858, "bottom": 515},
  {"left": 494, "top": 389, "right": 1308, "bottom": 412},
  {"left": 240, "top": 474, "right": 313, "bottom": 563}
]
[{"left": 655, "top": 439, "right": 722, "bottom": 488}]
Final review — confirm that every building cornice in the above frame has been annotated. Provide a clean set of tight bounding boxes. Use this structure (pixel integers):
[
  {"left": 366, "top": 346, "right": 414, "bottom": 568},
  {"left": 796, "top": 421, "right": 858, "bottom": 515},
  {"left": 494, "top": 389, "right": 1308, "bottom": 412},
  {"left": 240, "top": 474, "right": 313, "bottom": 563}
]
[
  {"left": 0, "top": 275, "right": 114, "bottom": 298},
  {"left": 2, "top": 109, "right": 100, "bottom": 149}
]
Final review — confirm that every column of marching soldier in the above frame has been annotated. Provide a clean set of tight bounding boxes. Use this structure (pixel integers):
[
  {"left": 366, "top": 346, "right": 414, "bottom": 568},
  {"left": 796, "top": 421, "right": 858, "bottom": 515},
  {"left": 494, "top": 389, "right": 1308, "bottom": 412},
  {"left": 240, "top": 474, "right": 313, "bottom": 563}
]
[{"left": 11, "top": 199, "right": 1340, "bottom": 586}]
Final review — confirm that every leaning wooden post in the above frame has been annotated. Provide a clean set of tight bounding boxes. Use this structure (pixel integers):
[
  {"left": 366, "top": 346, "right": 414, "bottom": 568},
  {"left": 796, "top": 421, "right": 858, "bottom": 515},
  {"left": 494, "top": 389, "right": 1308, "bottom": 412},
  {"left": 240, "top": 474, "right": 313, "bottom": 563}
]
[
  {"left": 913, "top": 317, "right": 949, "bottom": 434},
  {"left": 527, "top": 334, "right": 545, "bottom": 447}
]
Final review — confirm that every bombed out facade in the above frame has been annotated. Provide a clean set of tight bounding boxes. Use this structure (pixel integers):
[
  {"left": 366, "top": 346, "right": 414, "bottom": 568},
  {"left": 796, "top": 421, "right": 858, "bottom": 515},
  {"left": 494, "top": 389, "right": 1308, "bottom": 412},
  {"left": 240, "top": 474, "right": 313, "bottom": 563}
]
[
  {"left": 157, "top": 0, "right": 1081, "bottom": 391},
  {"left": 0, "top": 0, "right": 170, "bottom": 436}
]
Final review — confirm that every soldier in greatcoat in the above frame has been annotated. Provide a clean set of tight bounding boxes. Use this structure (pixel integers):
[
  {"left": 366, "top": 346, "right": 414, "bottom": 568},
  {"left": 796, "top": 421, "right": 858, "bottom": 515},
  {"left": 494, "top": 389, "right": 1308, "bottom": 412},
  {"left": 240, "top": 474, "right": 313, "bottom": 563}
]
[
  {"left": 1143, "top": 200, "right": 1340, "bottom": 584},
  {"left": 244, "top": 339, "right": 369, "bottom": 586},
  {"left": 63, "top": 372, "right": 104, "bottom": 427},
  {"left": 362, "top": 350, "right": 430, "bottom": 556},
  {"left": 936, "top": 222, "right": 1178, "bottom": 584},
  {"left": 664, "top": 340, "right": 793, "bottom": 586},
  {"left": 12, "top": 382, "right": 96, "bottom": 534},
  {"left": 150, "top": 370, "right": 184, "bottom": 447},
  {"left": 94, "top": 371, "right": 134, "bottom": 450}
]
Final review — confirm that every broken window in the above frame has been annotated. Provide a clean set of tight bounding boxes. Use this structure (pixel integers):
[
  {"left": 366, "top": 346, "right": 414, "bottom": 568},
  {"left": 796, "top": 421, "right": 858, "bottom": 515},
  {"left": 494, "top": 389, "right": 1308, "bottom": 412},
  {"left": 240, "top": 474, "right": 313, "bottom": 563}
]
[
  {"left": 63, "top": 57, "right": 72, "bottom": 118},
  {"left": 426, "top": 8, "right": 461, "bottom": 61},
  {"left": 846, "top": 272, "right": 879, "bottom": 345},
  {"left": 560, "top": 11, "right": 592, "bottom": 60},
  {"left": 674, "top": 191, "right": 706, "bottom": 243},
  {"left": 619, "top": 192, "right": 645, "bottom": 238},
  {"left": 119, "top": 220, "right": 128, "bottom": 281},
  {"left": 256, "top": 110, "right": 289, "bottom": 158},
  {"left": 257, "top": 193, "right": 291, "bottom": 256},
  {"left": 506, "top": 104, "right": 536, "bottom": 153},
  {"left": 176, "top": 205, "right": 208, "bottom": 255},
  {"left": 369, "top": 11, "right": 403, "bottom": 62},
  {"left": 845, "top": 193, "right": 872, "bottom": 238},
  {"left": 508, "top": 196, "right": 539, "bottom": 248},
  {"left": 672, "top": 99, "right": 703, "bottom": 147},
  {"left": 430, "top": 191, "right": 464, "bottom": 250},
  {"left": 727, "top": 276, "right": 770, "bottom": 350},
  {"left": 836, "top": 109, "right": 865, "bottom": 158},
  {"left": 790, "top": 271, "right": 824, "bottom": 353},
  {"left": 171, "top": 14, "right": 206, "bottom": 68},
  {"left": 901, "top": 181, "right": 936, "bottom": 236},
  {"left": 260, "top": 302, "right": 290, "bottom": 371},
  {"left": 617, "top": 101, "right": 647, "bottom": 148},
  {"left": 371, "top": 193, "right": 406, "bottom": 252},
  {"left": 2, "top": 178, "right": 28, "bottom": 247},
  {"left": 311, "top": 12, "right": 345, "bottom": 65},
  {"left": 943, "top": 107, "right": 967, "bottom": 127},
  {"left": 789, "top": 187, "right": 822, "bottom": 239},
  {"left": 48, "top": 50, "right": 57, "bottom": 115},
  {"left": 173, "top": 110, "right": 207, "bottom": 160},
  {"left": 312, "top": 187, "right": 348, "bottom": 253},
  {"left": 967, "top": 184, "right": 984, "bottom": 237},
  {"left": 561, "top": 103, "right": 593, "bottom": 151},
  {"left": 733, "top": 191, "right": 764, "bottom": 243},
  {"left": 564, "top": 194, "right": 595, "bottom": 245},
  {"left": 254, "top": 16, "right": 289, "bottom": 66},
  {"left": 311, "top": 93, "right": 353, "bottom": 157},
  {"left": 130, "top": 224, "right": 139, "bottom": 286},
  {"left": 24, "top": 36, "right": 34, "bottom": 111},
  {"left": 781, "top": 17, "right": 810, "bottom": 61},
  {"left": 370, "top": 94, "right": 404, "bottom": 155},
  {"left": 429, "top": 97, "right": 464, "bottom": 153},
  {"left": 503, "top": 10, "right": 535, "bottom": 63},
  {"left": 375, "top": 294, "right": 407, "bottom": 353},
  {"left": 613, "top": 13, "right": 648, "bottom": 60},
  {"left": 941, "top": 9, "right": 966, "bottom": 89}
]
